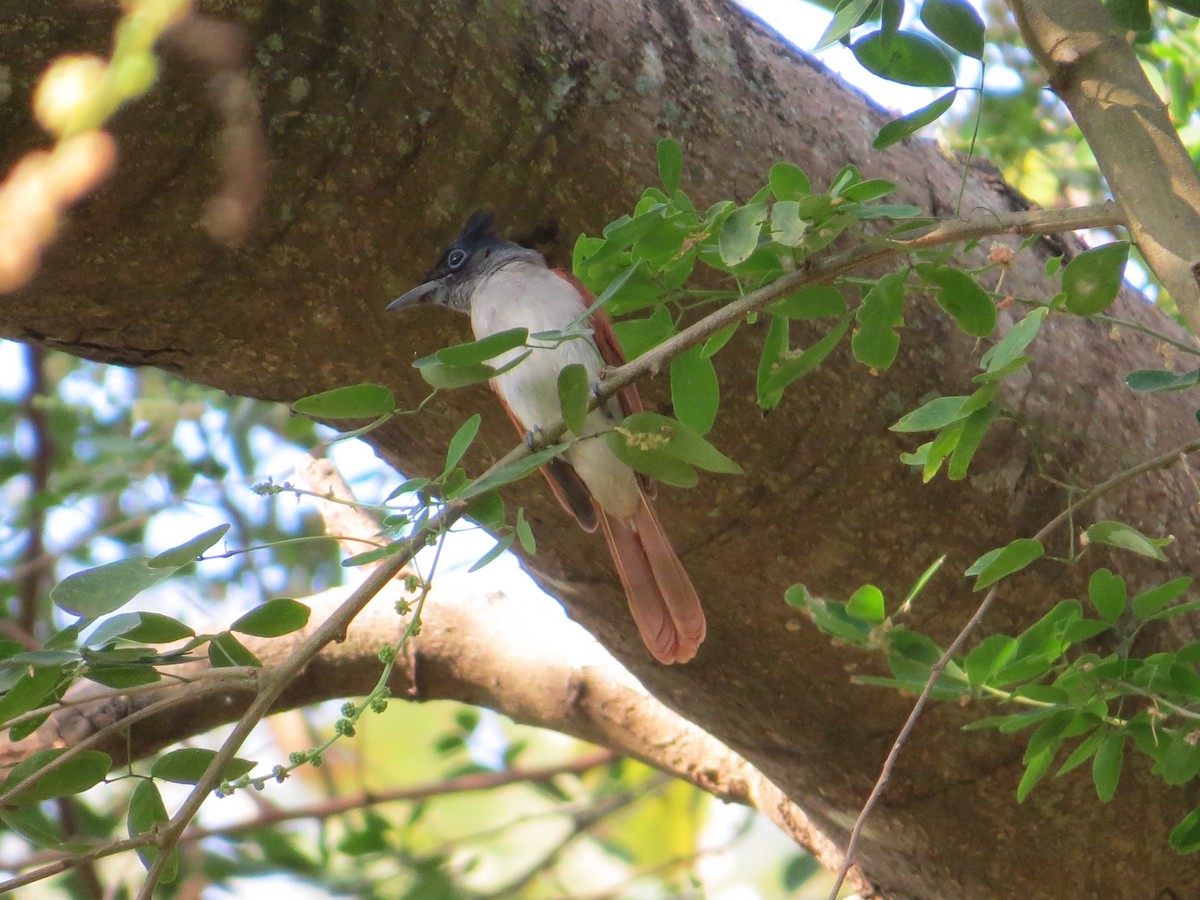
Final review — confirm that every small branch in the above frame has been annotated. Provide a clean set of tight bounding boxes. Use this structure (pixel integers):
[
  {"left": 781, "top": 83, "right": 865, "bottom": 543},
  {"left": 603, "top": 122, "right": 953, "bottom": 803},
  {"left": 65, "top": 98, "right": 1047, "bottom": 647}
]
[
  {"left": 827, "top": 436, "right": 1200, "bottom": 898},
  {"left": 5, "top": 751, "right": 618, "bottom": 876},
  {"left": 1009, "top": 0, "right": 1200, "bottom": 330},
  {"left": 16, "top": 344, "right": 52, "bottom": 638}
]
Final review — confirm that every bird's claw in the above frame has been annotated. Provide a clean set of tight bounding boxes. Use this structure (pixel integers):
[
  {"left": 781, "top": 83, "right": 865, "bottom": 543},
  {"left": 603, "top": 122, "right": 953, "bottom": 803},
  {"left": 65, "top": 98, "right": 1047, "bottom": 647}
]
[{"left": 524, "top": 426, "right": 545, "bottom": 450}]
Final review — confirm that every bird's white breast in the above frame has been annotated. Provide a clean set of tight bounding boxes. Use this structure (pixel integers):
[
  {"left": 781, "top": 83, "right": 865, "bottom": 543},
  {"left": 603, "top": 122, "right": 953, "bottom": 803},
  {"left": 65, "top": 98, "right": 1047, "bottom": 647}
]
[{"left": 471, "top": 261, "right": 639, "bottom": 520}]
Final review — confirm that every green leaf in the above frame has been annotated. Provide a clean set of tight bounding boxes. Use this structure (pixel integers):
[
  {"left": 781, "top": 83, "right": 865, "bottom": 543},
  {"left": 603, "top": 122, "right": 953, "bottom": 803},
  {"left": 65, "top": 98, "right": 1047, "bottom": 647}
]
[
  {"left": 0, "top": 666, "right": 65, "bottom": 728},
  {"left": 964, "top": 634, "right": 1017, "bottom": 689},
  {"left": 657, "top": 138, "right": 682, "bottom": 193},
  {"left": 1091, "top": 728, "right": 1124, "bottom": 802},
  {"left": 230, "top": 598, "right": 311, "bottom": 638},
  {"left": 925, "top": 267, "right": 996, "bottom": 338},
  {"left": 852, "top": 269, "right": 906, "bottom": 369},
  {"left": 0, "top": 805, "right": 66, "bottom": 848},
  {"left": 851, "top": 31, "right": 956, "bottom": 87},
  {"left": 769, "top": 285, "right": 847, "bottom": 319},
  {"left": 1170, "top": 805, "right": 1200, "bottom": 854},
  {"left": 979, "top": 307, "right": 1048, "bottom": 377},
  {"left": 1088, "top": 569, "right": 1127, "bottom": 623},
  {"left": 846, "top": 585, "right": 885, "bottom": 624},
  {"left": 633, "top": 412, "right": 741, "bottom": 474},
  {"left": 129, "top": 779, "right": 177, "bottom": 880},
  {"left": 1086, "top": 520, "right": 1169, "bottom": 562},
  {"left": 456, "top": 444, "right": 569, "bottom": 501},
  {"left": 557, "top": 365, "right": 590, "bottom": 437},
  {"left": 52, "top": 560, "right": 174, "bottom": 618},
  {"left": 781, "top": 853, "right": 822, "bottom": 891},
  {"left": 515, "top": 508, "right": 536, "bottom": 554},
  {"left": 465, "top": 490, "right": 504, "bottom": 529},
  {"left": 874, "top": 90, "right": 957, "bottom": 149},
  {"left": 612, "top": 308, "right": 676, "bottom": 360},
  {"left": 947, "top": 405, "right": 996, "bottom": 480},
  {"left": 54, "top": 525, "right": 230, "bottom": 618},
  {"left": 209, "top": 632, "right": 261, "bottom": 667},
  {"left": 718, "top": 203, "right": 767, "bottom": 266},
  {"left": 892, "top": 385, "right": 995, "bottom": 433},
  {"left": 1062, "top": 242, "right": 1129, "bottom": 315},
  {"left": 417, "top": 360, "right": 498, "bottom": 390},
  {"left": 671, "top": 348, "right": 720, "bottom": 435},
  {"left": 1106, "top": 0, "right": 1152, "bottom": 30},
  {"left": 920, "top": 0, "right": 985, "bottom": 58},
  {"left": 770, "top": 201, "right": 808, "bottom": 246},
  {"left": 839, "top": 179, "right": 897, "bottom": 202},
  {"left": 701, "top": 322, "right": 739, "bottom": 359},
  {"left": 151, "top": 748, "right": 255, "bottom": 785},
  {"left": 149, "top": 524, "right": 231, "bottom": 569},
  {"left": 784, "top": 585, "right": 873, "bottom": 645},
  {"left": 967, "top": 539, "right": 1044, "bottom": 591},
  {"left": 814, "top": 0, "right": 876, "bottom": 50},
  {"left": 1131, "top": 577, "right": 1192, "bottom": 619},
  {"left": 1124, "top": 368, "right": 1200, "bottom": 393},
  {"left": 1057, "top": 727, "right": 1107, "bottom": 777},
  {"left": 1160, "top": 731, "right": 1200, "bottom": 784},
  {"left": 757, "top": 314, "right": 789, "bottom": 409},
  {"left": 606, "top": 412, "right": 740, "bottom": 487},
  {"left": 769, "top": 162, "right": 812, "bottom": 200},
  {"left": 4, "top": 749, "right": 111, "bottom": 804},
  {"left": 469, "top": 533, "right": 516, "bottom": 572},
  {"left": 435, "top": 328, "right": 529, "bottom": 367},
  {"left": 761, "top": 319, "right": 850, "bottom": 408},
  {"left": 85, "top": 666, "right": 161, "bottom": 689},
  {"left": 1017, "top": 711, "right": 1074, "bottom": 801},
  {"left": 291, "top": 383, "right": 396, "bottom": 419},
  {"left": 441, "top": 414, "right": 482, "bottom": 479},
  {"left": 342, "top": 541, "right": 408, "bottom": 568}
]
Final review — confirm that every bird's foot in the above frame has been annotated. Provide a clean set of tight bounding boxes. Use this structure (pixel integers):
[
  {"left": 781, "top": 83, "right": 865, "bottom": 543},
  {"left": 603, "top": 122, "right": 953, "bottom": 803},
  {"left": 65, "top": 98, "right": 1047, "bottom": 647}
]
[{"left": 524, "top": 426, "right": 545, "bottom": 450}]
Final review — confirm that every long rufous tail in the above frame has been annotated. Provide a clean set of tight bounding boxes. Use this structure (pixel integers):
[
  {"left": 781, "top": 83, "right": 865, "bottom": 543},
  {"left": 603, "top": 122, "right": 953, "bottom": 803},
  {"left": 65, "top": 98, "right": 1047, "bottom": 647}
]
[{"left": 598, "top": 490, "right": 706, "bottom": 664}]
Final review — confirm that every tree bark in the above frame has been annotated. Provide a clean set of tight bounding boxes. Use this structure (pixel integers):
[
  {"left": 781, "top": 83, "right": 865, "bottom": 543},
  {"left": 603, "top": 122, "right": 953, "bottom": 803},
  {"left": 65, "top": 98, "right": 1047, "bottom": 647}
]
[{"left": 2, "top": 1, "right": 1199, "bottom": 897}]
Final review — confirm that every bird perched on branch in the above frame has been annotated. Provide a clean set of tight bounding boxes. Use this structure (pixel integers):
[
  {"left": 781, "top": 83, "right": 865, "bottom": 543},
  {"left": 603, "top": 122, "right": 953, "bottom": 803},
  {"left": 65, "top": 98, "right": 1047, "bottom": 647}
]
[{"left": 388, "top": 211, "right": 706, "bottom": 663}]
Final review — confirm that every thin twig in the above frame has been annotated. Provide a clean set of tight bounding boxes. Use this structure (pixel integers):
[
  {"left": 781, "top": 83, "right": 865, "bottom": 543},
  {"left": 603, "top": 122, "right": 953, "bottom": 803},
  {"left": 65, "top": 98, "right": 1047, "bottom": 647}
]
[{"left": 827, "top": 437, "right": 1200, "bottom": 898}]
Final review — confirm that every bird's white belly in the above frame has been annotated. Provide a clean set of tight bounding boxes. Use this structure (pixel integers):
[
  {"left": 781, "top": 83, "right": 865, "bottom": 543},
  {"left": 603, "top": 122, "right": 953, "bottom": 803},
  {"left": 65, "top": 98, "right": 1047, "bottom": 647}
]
[{"left": 471, "top": 262, "right": 640, "bottom": 521}]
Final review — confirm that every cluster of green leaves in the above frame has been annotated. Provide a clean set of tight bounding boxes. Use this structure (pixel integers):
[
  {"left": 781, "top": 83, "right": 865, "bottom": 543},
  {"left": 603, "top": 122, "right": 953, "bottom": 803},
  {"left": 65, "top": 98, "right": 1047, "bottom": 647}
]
[
  {"left": 571, "top": 139, "right": 926, "bottom": 427},
  {"left": 787, "top": 516, "right": 1200, "bottom": 853},
  {"left": 816, "top": 0, "right": 985, "bottom": 148},
  {"left": 0, "top": 521, "right": 312, "bottom": 879}
]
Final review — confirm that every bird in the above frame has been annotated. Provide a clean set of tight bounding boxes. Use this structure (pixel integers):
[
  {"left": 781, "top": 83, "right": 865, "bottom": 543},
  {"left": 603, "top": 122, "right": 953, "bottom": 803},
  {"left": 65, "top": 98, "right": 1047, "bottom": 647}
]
[{"left": 387, "top": 210, "right": 706, "bottom": 663}]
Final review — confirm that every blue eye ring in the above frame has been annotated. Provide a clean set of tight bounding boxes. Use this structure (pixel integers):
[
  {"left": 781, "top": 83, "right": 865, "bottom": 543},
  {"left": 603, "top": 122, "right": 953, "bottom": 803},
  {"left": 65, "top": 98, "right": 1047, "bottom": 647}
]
[{"left": 447, "top": 248, "right": 467, "bottom": 270}]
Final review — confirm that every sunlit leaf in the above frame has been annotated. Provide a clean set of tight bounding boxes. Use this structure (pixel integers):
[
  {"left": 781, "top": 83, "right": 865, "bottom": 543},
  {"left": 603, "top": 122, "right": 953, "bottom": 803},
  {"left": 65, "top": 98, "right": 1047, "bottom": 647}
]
[
  {"left": 436, "top": 328, "right": 529, "bottom": 367},
  {"left": 1124, "top": 368, "right": 1200, "bottom": 393},
  {"left": 769, "top": 161, "right": 812, "bottom": 200},
  {"left": 671, "top": 348, "right": 720, "bottom": 435},
  {"left": 151, "top": 748, "right": 255, "bottom": 785},
  {"left": 851, "top": 31, "right": 956, "bottom": 87},
  {"left": 557, "top": 364, "right": 591, "bottom": 437},
  {"left": 4, "top": 749, "right": 111, "bottom": 804},
  {"left": 874, "top": 90, "right": 957, "bottom": 149},
  {"left": 1086, "top": 520, "right": 1169, "bottom": 562},
  {"left": 291, "top": 383, "right": 396, "bottom": 419},
  {"left": 1062, "top": 242, "right": 1128, "bottom": 316},
  {"left": 230, "top": 599, "right": 311, "bottom": 638},
  {"left": 657, "top": 138, "right": 682, "bottom": 193},
  {"left": 920, "top": 0, "right": 985, "bottom": 58},
  {"left": 967, "top": 539, "right": 1044, "bottom": 590}
]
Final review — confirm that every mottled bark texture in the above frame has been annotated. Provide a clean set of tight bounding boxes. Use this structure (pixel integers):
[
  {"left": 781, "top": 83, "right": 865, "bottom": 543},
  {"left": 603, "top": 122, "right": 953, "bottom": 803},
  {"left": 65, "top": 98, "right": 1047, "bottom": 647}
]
[{"left": 2, "top": 1, "right": 1199, "bottom": 897}]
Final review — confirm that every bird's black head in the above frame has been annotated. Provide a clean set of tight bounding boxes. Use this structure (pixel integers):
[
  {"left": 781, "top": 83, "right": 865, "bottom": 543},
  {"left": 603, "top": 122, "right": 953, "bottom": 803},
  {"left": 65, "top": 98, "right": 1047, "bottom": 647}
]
[{"left": 388, "top": 210, "right": 541, "bottom": 314}]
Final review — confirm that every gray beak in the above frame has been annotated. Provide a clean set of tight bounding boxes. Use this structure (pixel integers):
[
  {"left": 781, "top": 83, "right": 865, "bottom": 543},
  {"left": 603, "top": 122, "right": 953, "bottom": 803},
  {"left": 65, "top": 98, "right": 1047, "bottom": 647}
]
[{"left": 387, "top": 279, "right": 442, "bottom": 312}]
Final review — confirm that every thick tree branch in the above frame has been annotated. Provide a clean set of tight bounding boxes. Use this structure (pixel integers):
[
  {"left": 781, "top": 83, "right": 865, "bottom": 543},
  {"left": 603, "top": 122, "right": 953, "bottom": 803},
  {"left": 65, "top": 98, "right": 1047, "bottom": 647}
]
[{"left": 3, "top": 2, "right": 1200, "bottom": 895}]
